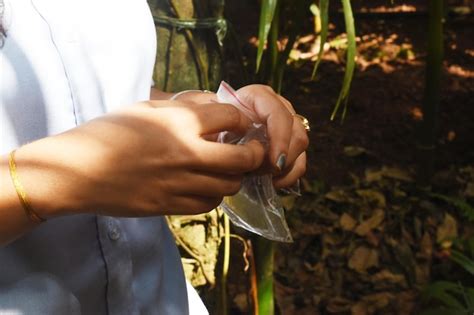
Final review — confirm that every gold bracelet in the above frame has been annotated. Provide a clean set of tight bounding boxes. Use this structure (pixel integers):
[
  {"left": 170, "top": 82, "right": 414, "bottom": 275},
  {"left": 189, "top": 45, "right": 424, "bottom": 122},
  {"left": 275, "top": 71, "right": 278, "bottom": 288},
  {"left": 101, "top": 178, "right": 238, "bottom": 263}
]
[{"left": 8, "top": 150, "right": 46, "bottom": 223}]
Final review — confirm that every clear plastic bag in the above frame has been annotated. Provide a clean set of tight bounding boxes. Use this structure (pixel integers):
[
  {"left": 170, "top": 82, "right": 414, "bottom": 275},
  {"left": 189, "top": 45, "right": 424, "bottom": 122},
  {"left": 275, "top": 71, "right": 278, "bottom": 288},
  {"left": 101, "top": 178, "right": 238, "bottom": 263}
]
[{"left": 216, "top": 81, "right": 293, "bottom": 243}]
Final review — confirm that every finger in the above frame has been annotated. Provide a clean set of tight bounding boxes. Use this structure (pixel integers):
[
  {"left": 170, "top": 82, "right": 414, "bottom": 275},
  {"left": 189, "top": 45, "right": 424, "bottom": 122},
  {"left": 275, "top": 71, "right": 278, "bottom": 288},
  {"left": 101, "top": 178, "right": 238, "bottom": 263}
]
[
  {"left": 193, "top": 139, "right": 265, "bottom": 174},
  {"left": 193, "top": 103, "right": 253, "bottom": 136},
  {"left": 273, "top": 152, "right": 307, "bottom": 189},
  {"left": 277, "top": 95, "right": 296, "bottom": 114},
  {"left": 174, "top": 91, "right": 218, "bottom": 104},
  {"left": 165, "top": 195, "right": 223, "bottom": 215},
  {"left": 284, "top": 116, "right": 310, "bottom": 167},
  {"left": 173, "top": 172, "right": 243, "bottom": 197},
  {"left": 238, "top": 88, "right": 293, "bottom": 172}
]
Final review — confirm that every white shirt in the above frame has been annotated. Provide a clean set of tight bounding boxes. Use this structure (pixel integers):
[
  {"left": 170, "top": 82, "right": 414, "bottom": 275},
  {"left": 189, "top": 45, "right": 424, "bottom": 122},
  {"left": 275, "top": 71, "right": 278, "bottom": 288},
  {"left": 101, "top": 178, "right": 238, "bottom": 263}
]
[{"left": 0, "top": 0, "right": 206, "bottom": 313}]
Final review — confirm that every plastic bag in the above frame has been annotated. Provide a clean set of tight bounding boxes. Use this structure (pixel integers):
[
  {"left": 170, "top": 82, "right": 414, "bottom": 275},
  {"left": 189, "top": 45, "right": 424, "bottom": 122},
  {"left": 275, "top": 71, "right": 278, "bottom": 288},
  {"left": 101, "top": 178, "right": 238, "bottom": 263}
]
[{"left": 216, "top": 81, "right": 293, "bottom": 243}]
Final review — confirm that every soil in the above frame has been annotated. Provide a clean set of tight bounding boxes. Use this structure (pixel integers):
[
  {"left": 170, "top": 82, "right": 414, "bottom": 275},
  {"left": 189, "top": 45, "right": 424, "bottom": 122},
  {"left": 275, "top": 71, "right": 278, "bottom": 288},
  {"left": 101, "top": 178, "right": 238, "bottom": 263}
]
[
  {"left": 209, "top": 1, "right": 474, "bottom": 314},
  {"left": 225, "top": 0, "right": 474, "bottom": 187}
]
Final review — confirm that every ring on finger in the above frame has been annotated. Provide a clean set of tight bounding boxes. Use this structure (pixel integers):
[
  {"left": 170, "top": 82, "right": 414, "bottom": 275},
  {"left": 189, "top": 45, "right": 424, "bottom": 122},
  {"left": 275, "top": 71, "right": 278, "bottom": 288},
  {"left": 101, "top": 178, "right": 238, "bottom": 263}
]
[{"left": 293, "top": 114, "right": 311, "bottom": 132}]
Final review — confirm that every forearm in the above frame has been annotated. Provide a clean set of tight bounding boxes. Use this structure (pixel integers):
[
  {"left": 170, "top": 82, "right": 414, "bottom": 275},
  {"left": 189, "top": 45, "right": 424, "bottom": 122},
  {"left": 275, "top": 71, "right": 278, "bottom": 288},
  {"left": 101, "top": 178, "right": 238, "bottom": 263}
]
[
  {"left": 0, "top": 135, "right": 91, "bottom": 246},
  {"left": 0, "top": 156, "right": 37, "bottom": 246}
]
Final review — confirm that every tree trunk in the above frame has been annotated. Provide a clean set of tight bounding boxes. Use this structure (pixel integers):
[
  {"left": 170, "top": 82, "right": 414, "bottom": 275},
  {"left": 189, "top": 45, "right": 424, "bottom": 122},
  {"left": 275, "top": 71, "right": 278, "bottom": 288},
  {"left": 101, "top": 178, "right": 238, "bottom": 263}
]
[{"left": 148, "top": 0, "right": 225, "bottom": 92}]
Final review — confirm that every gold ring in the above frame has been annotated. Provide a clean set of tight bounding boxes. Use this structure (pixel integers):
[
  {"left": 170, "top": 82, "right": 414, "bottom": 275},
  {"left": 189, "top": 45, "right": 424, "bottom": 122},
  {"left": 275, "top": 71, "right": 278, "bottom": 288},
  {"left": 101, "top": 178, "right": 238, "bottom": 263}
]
[{"left": 293, "top": 114, "right": 310, "bottom": 132}]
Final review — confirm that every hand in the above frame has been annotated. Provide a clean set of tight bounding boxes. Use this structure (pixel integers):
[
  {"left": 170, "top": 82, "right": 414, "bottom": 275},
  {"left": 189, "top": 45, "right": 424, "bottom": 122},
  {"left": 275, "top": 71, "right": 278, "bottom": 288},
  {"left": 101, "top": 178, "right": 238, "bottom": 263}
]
[
  {"left": 171, "top": 86, "right": 309, "bottom": 189},
  {"left": 14, "top": 100, "right": 265, "bottom": 218},
  {"left": 235, "top": 85, "right": 309, "bottom": 189}
]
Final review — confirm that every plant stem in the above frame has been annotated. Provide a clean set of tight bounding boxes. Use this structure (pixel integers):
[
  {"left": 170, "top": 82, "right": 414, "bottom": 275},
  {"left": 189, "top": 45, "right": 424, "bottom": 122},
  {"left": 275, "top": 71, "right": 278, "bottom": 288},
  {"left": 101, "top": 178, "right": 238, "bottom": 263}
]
[
  {"left": 221, "top": 213, "right": 230, "bottom": 315},
  {"left": 269, "top": 2, "right": 280, "bottom": 87},
  {"left": 254, "top": 237, "right": 275, "bottom": 315},
  {"left": 417, "top": 0, "right": 444, "bottom": 185}
]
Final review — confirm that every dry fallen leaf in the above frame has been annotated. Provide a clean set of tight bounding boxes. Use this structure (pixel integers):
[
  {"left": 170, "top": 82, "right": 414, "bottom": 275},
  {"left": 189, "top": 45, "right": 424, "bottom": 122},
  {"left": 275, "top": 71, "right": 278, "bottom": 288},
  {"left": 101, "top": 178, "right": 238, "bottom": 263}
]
[
  {"left": 419, "top": 232, "right": 433, "bottom": 258},
  {"left": 356, "top": 189, "right": 387, "bottom": 208},
  {"left": 371, "top": 269, "right": 406, "bottom": 286},
  {"left": 340, "top": 213, "right": 358, "bottom": 231},
  {"left": 436, "top": 213, "right": 458, "bottom": 242},
  {"left": 326, "top": 296, "right": 353, "bottom": 313},
  {"left": 361, "top": 292, "right": 394, "bottom": 310},
  {"left": 344, "top": 146, "right": 367, "bottom": 157},
  {"left": 348, "top": 246, "right": 379, "bottom": 273},
  {"left": 381, "top": 166, "right": 414, "bottom": 182},
  {"left": 365, "top": 169, "right": 383, "bottom": 182},
  {"left": 354, "top": 209, "right": 385, "bottom": 236},
  {"left": 351, "top": 302, "right": 368, "bottom": 315},
  {"left": 325, "top": 190, "right": 349, "bottom": 203}
]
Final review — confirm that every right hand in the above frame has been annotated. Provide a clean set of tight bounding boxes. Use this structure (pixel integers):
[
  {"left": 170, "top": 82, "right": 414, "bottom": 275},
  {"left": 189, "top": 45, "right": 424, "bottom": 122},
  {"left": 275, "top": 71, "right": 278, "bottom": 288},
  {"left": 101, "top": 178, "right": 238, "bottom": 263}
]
[{"left": 14, "top": 100, "right": 265, "bottom": 218}]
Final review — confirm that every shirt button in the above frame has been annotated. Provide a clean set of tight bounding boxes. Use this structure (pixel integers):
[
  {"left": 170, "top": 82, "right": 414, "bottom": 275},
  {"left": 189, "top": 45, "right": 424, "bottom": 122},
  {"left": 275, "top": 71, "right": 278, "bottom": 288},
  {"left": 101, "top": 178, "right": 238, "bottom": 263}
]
[{"left": 108, "top": 227, "right": 120, "bottom": 241}]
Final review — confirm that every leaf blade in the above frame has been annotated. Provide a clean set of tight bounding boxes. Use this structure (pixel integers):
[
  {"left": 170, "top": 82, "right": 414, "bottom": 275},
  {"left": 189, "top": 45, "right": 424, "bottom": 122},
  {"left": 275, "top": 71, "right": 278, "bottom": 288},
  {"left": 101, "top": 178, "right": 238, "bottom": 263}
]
[
  {"left": 257, "top": 0, "right": 279, "bottom": 72},
  {"left": 311, "top": 0, "right": 329, "bottom": 79},
  {"left": 331, "top": 0, "right": 356, "bottom": 122}
]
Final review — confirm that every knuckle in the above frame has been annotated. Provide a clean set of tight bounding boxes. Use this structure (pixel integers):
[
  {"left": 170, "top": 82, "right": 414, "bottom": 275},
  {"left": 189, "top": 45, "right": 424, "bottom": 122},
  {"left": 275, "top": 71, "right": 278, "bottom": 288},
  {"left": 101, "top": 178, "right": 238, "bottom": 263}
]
[
  {"left": 295, "top": 132, "right": 310, "bottom": 150},
  {"left": 222, "top": 105, "right": 241, "bottom": 127},
  {"left": 261, "top": 84, "right": 274, "bottom": 92},
  {"left": 224, "top": 180, "right": 242, "bottom": 196},
  {"left": 240, "top": 149, "right": 258, "bottom": 170}
]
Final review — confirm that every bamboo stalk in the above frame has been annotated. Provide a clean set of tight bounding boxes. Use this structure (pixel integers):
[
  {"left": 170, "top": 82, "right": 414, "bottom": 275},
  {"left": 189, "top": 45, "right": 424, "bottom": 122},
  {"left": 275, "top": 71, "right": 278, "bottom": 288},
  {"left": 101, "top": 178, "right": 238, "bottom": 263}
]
[
  {"left": 254, "top": 236, "right": 275, "bottom": 315},
  {"left": 417, "top": 0, "right": 444, "bottom": 185}
]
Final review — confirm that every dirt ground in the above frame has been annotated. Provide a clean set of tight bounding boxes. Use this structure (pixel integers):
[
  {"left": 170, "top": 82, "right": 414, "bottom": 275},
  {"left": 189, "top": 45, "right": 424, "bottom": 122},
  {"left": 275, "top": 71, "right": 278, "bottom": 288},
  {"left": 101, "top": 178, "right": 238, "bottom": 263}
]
[
  {"left": 226, "top": 0, "right": 474, "bottom": 187},
  {"left": 202, "top": 1, "right": 474, "bottom": 314}
]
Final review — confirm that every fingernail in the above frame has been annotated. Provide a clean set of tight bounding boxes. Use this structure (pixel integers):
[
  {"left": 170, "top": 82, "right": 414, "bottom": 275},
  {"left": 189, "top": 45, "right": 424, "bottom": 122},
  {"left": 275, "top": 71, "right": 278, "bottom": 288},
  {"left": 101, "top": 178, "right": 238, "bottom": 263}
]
[{"left": 276, "top": 154, "right": 287, "bottom": 171}]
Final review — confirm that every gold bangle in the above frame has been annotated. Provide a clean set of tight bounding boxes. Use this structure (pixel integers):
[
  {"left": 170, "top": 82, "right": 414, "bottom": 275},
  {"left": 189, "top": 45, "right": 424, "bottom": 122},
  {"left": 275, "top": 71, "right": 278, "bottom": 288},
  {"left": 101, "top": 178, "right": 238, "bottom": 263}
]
[
  {"left": 293, "top": 114, "right": 311, "bottom": 132},
  {"left": 8, "top": 150, "right": 46, "bottom": 223}
]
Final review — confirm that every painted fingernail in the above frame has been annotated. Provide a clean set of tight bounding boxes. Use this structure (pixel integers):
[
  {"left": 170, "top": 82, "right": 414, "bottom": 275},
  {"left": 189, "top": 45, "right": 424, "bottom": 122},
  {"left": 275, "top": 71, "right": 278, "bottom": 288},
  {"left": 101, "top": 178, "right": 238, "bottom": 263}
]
[{"left": 276, "top": 154, "right": 287, "bottom": 171}]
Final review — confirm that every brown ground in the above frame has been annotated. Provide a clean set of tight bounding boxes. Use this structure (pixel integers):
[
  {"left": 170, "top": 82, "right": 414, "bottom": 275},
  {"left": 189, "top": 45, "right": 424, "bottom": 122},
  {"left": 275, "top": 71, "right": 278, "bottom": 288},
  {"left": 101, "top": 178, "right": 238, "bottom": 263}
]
[
  {"left": 226, "top": 0, "right": 474, "bottom": 188},
  {"left": 208, "top": 1, "right": 474, "bottom": 314}
]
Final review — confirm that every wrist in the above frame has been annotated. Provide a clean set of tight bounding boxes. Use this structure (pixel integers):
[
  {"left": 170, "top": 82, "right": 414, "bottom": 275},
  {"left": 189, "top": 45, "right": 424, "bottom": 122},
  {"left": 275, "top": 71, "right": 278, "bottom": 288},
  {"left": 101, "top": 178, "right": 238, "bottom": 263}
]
[{"left": 12, "top": 135, "right": 93, "bottom": 219}]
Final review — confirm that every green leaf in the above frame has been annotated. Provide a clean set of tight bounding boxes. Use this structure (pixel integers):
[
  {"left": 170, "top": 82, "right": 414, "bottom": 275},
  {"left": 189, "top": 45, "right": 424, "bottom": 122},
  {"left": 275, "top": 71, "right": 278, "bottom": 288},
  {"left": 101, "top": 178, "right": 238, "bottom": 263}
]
[
  {"left": 468, "top": 238, "right": 474, "bottom": 258},
  {"left": 257, "top": 0, "right": 279, "bottom": 72},
  {"left": 423, "top": 281, "right": 466, "bottom": 310},
  {"left": 451, "top": 250, "right": 474, "bottom": 275},
  {"left": 420, "top": 308, "right": 468, "bottom": 315},
  {"left": 273, "top": 0, "right": 311, "bottom": 92},
  {"left": 429, "top": 193, "right": 474, "bottom": 222},
  {"left": 311, "top": 0, "right": 329, "bottom": 79},
  {"left": 465, "top": 287, "right": 474, "bottom": 310},
  {"left": 331, "top": 0, "right": 356, "bottom": 122}
]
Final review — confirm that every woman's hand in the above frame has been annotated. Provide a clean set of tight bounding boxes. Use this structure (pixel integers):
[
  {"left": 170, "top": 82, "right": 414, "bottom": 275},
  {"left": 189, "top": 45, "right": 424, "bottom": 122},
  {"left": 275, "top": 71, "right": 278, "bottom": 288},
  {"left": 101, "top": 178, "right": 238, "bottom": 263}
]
[
  {"left": 236, "top": 85, "right": 309, "bottom": 189},
  {"left": 171, "top": 85, "right": 309, "bottom": 189},
  {"left": 13, "top": 100, "right": 265, "bottom": 218}
]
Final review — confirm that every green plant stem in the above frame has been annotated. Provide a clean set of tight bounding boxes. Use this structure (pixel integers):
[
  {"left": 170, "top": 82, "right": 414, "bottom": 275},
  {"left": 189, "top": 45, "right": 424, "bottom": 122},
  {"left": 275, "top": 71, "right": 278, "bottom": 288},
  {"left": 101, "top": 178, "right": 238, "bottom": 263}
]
[
  {"left": 312, "top": 0, "right": 329, "bottom": 79},
  {"left": 254, "top": 237, "right": 275, "bottom": 315},
  {"left": 268, "top": 2, "right": 280, "bottom": 87},
  {"left": 331, "top": 0, "right": 356, "bottom": 122},
  {"left": 256, "top": 0, "right": 278, "bottom": 72},
  {"left": 220, "top": 213, "right": 230, "bottom": 315},
  {"left": 417, "top": 0, "right": 444, "bottom": 185},
  {"left": 275, "top": 0, "right": 311, "bottom": 93}
]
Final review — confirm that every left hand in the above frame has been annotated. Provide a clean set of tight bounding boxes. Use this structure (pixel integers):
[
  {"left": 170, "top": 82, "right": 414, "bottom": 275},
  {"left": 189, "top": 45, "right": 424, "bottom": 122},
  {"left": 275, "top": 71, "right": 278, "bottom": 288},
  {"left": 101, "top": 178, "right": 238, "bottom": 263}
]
[{"left": 172, "top": 85, "right": 309, "bottom": 189}]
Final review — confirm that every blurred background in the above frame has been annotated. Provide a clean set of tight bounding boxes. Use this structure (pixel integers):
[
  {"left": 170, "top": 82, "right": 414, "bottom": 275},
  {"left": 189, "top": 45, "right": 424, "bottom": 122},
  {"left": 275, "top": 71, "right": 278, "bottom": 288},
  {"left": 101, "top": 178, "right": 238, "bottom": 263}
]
[{"left": 148, "top": 1, "right": 474, "bottom": 314}]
